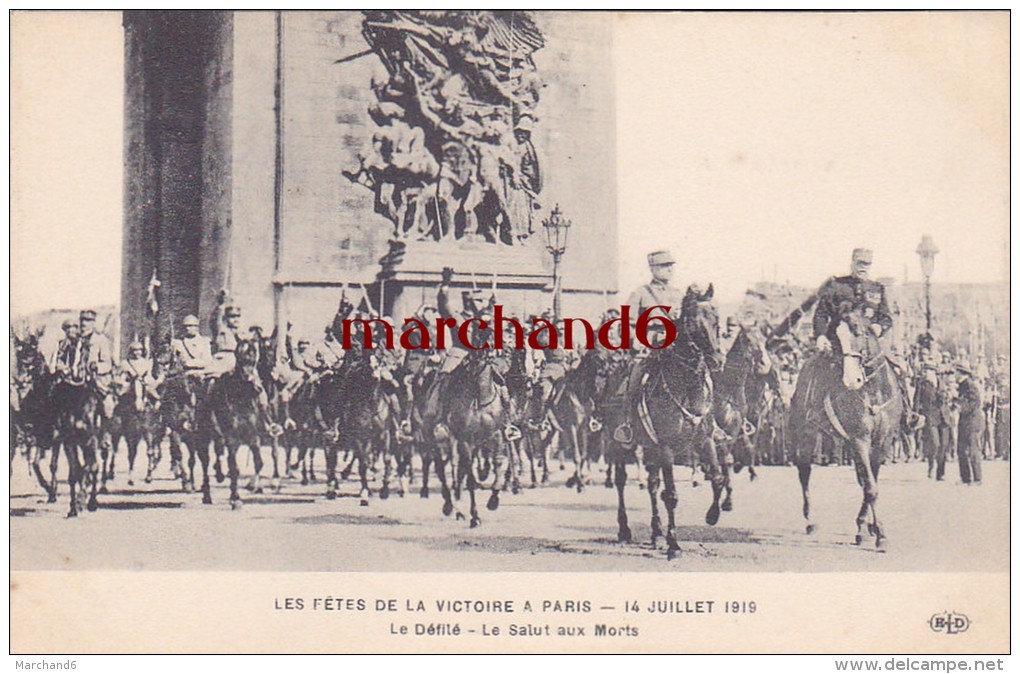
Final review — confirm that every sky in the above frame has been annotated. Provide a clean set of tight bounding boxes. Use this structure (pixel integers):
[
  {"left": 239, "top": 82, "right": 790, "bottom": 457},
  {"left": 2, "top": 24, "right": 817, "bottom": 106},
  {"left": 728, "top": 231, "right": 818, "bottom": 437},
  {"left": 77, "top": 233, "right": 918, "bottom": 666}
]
[{"left": 9, "top": 11, "right": 1010, "bottom": 315}]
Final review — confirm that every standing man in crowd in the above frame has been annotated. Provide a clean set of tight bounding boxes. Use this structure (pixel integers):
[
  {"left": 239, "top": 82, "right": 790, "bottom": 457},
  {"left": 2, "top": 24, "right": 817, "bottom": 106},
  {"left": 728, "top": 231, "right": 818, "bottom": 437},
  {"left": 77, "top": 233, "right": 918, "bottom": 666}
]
[{"left": 956, "top": 360, "right": 984, "bottom": 485}]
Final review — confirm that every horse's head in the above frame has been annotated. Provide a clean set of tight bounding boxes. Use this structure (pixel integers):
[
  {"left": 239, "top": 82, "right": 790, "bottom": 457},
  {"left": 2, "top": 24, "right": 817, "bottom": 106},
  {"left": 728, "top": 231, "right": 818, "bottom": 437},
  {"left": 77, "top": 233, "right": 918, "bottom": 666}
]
[
  {"left": 679, "top": 284, "right": 722, "bottom": 371},
  {"left": 738, "top": 325, "right": 773, "bottom": 377}
]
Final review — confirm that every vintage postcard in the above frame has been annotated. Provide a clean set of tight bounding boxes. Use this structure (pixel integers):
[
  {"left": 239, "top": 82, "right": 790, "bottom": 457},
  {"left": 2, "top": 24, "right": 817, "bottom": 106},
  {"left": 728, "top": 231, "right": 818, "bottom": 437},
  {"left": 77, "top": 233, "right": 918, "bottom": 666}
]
[{"left": 9, "top": 11, "right": 1009, "bottom": 655}]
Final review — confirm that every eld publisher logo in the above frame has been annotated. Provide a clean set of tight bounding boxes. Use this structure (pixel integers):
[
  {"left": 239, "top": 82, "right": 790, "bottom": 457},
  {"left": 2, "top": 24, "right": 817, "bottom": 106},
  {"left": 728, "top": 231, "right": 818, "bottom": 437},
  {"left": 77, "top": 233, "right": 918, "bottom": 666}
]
[{"left": 929, "top": 612, "right": 971, "bottom": 635}]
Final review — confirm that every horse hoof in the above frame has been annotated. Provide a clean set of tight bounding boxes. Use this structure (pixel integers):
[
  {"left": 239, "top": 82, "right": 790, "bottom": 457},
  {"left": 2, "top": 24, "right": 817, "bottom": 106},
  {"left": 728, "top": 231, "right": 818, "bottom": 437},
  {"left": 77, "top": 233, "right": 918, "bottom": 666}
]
[
  {"left": 455, "top": 511, "right": 465, "bottom": 521},
  {"left": 705, "top": 504, "right": 720, "bottom": 526},
  {"left": 86, "top": 499, "right": 98, "bottom": 512},
  {"left": 666, "top": 546, "right": 681, "bottom": 561},
  {"left": 231, "top": 500, "right": 242, "bottom": 511},
  {"left": 721, "top": 500, "right": 733, "bottom": 512},
  {"left": 215, "top": 472, "right": 225, "bottom": 484},
  {"left": 618, "top": 527, "right": 632, "bottom": 544},
  {"left": 67, "top": 509, "right": 77, "bottom": 519},
  {"left": 867, "top": 523, "right": 878, "bottom": 536},
  {"left": 486, "top": 494, "right": 499, "bottom": 511},
  {"left": 202, "top": 494, "right": 212, "bottom": 505},
  {"left": 443, "top": 502, "right": 454, "bottom": 517},
  {"left": 47, "top": 494, "right": 57, "bottom": 504},
  {"left": 854, "top": 534, "right": 864, "bottom": 546},
  {"left": 604, "top": 480, "right": 613, "bottom": 489},
  {"left": 511, "top": 485, "right": 520, "bottom": 496},
  {"left": 128, "top": 479, "right": 135, "bottom": 487},
  {"left": 100, "top": 485, "right": 109, "bottom": 495},
  {"left": 419, "top": 487, "right": 429, "bottom": 499},
  {"left": 144, "top": 476, "right": 152, "bottom": 484},
  {"left": 254, "top": 487, "right": 264, "bottom": 495},
  {"left": 691, "top": 480, "right": 700, "bottom": 488},
  {"left": 380, "top": 486, "right": 390, "bottom": 500},
  {"left": 875, "top": 536, "right": 887, "bottom": 550},
  {"left": 805, "top": 523, "right": 817, "bottom": 535},
  {"left": 470, "top": 517, "right": 480, "bottom": 528},
  {"left": 575, "top": 482, "right": 583, "bottom": 494},
  {"left": 326, "top": 490, "right": 336, "bottom": 500},
  {"left": 359, "top": 499, "right": 369, "bottom": 507},
  {"left": 301, "top": 477, "right": 309, "bottom": 486},
  {"left": 565, "top": 475, "right": 576, "bottom": 488}
]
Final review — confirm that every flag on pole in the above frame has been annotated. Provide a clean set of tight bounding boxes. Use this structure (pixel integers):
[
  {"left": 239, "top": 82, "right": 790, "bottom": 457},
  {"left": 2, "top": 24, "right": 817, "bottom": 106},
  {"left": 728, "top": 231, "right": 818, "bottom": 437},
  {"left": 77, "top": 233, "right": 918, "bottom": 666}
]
[{"left": 146, "top": 270, "right": 161, "bottom": 317}]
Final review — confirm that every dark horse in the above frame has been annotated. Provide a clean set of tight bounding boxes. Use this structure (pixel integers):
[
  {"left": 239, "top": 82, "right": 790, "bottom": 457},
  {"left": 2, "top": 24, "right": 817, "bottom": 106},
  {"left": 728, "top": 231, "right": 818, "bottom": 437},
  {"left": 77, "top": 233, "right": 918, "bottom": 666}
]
[
  {"left": 10, "top": 332, "right": 59, "bottom": 499},
  {"left": 198, "top": 339, "right": 280, "bottom": 508},
  {"left": 546, "top": 349, "right": 602, "bottom": 493},
  {"left": 711, "top": 325, "right": 775, "bottom": 511},
  {"left": 444, "top": 350, "right": 511, "bottom": 527},
  {"left": 625, "top": 285, "right": 724, "bottom": 559},
  {"left": 158, "top": 345, "right": 208, "bottom": 493},
  {"left": 789, "top": 312, "right": 903, "bottom": 548}
]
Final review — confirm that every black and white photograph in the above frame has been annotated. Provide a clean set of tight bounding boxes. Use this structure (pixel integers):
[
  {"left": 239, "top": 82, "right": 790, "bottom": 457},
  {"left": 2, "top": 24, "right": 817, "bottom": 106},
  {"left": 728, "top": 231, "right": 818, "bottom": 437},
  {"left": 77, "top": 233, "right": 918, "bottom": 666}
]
[{"left": 9, "top": 10, "right": 1009, "bottom": 655}]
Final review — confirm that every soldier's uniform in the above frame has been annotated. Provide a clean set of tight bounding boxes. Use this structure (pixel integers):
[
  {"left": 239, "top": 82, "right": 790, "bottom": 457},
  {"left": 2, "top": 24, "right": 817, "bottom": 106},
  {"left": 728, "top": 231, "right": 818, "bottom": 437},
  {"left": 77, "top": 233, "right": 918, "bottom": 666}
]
[
  {"left": 121, "top": 342, "right": 160, "bottom": 404},
  {"left": 76, "top": 310, "right": 116, "bottom": 393},
  {"left": 913, "top": 362, "right": 945, "bottom": 479},
  {"left": 812, "top": 275, "right": 892, "bottom": 353},
  {"left": 49, "top": 319, "right": 79, "bottom": 376},
  {"left": 210, "top": 306, "right": 242, "bottom": 375},
  {"left": 617, "top": 250, "right": 686, "bottom": 443},
  {"left": 170, "top": 315, "right": 213, "bottom": 377},
  {"left": 956, "top": 364, "right": 984, "bottom": 484}
]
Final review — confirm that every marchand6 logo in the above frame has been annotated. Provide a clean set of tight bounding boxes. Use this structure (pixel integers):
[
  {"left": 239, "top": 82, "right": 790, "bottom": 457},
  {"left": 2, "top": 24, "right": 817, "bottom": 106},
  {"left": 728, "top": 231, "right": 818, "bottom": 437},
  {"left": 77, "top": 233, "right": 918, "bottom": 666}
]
[{"left": 929, "top": 612, "right": 971, "bottom": 635}]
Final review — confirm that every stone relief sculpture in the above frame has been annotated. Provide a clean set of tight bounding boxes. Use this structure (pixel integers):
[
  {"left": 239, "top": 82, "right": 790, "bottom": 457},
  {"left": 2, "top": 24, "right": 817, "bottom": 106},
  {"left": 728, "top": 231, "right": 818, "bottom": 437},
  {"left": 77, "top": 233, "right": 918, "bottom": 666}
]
[{"left": 342, "top": 11, "right": 544, "bottom": 246}]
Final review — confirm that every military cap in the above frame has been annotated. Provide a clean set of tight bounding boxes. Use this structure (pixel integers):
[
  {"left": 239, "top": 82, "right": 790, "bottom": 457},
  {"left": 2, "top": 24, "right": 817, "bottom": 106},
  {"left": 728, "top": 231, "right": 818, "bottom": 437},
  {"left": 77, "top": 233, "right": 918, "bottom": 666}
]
[
  {"left": 61, "top": 318, "right": 76, "bottom": 330},
  {"left": 647, "top": 250, "right": 676, "bottom": 267},
  {"left": 852, "top": 248, "right": 873, "bottom": 264},
  {"left": 128, "top": 341, "right": 145, "bottom": 353},
  {"left": 79, "top": 309, "right": 97, "bottom": 321},
  {"left": 182, "top": 314, "right": 200, "bottom": 327},
  {"left": 225, "top": 305, "right": 242, "bottom": 317},
  {"left": 297, "top": 339, "right": 311, "bottom": 348},
  {"left": 954, "top": 359, "right": 973, "bottom": 375},
  {"left": 514, "top": 115, "right": 535, "bottom": 132}
]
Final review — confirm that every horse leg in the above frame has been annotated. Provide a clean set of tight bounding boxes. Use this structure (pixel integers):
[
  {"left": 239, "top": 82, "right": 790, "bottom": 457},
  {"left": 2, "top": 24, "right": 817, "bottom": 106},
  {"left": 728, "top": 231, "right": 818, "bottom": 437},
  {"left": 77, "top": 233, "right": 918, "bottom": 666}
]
[
  {"left": 565, "top": 424, "right": 584, "bottom": 493},
  {"left": 703, "top": 434, "right": 724, "bottom": 526},
  {"left": 247, "top": 442, "right": 265, "bottom": 494},
  {"left": 144, "top": 432, "right": 158, "bottom": 483},
  {"left": 214, "top": 438, "right": 226, "bottom": 484},
  {"left": 647, "top": 459, "right": 663, "bottom": 547},
  {"left": 270, "top": 436, "right": 282, "bottom": 492},
  {"left": 615, "top": 458, "right": 632, "bottom": 543},
  {"left": 65, "top": 438, "right": 80, "bottom": 518},
  {"left": 126, "top": 433, "right": 138, "bottom": 486},
  {"left": 358, "top": 439, "right": 371, "bottom": 507},
  {"left": 324, "top": 441, "right": 338, "bottom": 500},
  {"left": 227, "top": 440, "right": 243, "bottom": 509},
  {"left": 380, "top": 432, "right": 393, "bottom": 500},
  {"left": 797, "top": 461, "right": 815, "bottom": 534},
  {"left": 419, "top": 442, "right": 432, "bottom": 499},
  {"left": 195, "top": 435, "right": 211, "bottom": 504},
  {"left": 435, "top": 444, "right": 454, "bottom": 517},
  {"left": 486, "top": 440, "right": 506, "bottom": 512},
  {"left": 720, "top": 462, "right": 733, "bottom": 513},
  {"left": 660, "top": 461, "right": 681, "bottom": 559},
  {"left": 82, "top": 429, "right": 100, "bottom": 512},
  {"left": 47, "top": 442, "right": 60, "bottom": 503},
  {"left": 465, "top": 448, "right": 481, "bottom": 528}
]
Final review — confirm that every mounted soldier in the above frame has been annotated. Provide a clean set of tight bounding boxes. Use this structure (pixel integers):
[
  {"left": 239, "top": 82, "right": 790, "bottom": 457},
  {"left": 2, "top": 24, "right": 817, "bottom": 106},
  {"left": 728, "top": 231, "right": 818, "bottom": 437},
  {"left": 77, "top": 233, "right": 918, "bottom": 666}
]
[
  {"left": 76, "top": 309, "right": 116, "bottom": 394},
  {"left": 49, "top": 318, "right": 80, "bottom": 376},
  {"left": 615, "top": 249, "right": 687, "bottom": 446},
  {"left": 170, "top": 314, "right": 214, "bottom": 378},
  {"left": 209, "top": 304, "right": 243, "bottom": 375}
]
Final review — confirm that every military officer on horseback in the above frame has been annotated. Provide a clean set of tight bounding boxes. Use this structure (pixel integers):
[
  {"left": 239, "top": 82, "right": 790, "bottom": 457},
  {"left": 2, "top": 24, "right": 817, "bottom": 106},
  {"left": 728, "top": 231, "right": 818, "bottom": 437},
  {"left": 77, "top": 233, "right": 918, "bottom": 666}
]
[
  {"left": 121, "top": 340, "right": 161, "bottom": 403},
  {"left": 210, "top": 305, "right": 243, "bottom": 375},
  {"left": 812, "top": 248, "right": 891, "bottom": 355},
  {"left": 616, "top": 249, "right": 687, "bottom": 445},
  {"left": 76, "top": 309, "right": 116, "bottom": 393},
  {"left": 170, "top": 314, "right": 213, "bottom": 377},
  {"left": 49, "top": 318, "right": 80, "bottom": 376}
]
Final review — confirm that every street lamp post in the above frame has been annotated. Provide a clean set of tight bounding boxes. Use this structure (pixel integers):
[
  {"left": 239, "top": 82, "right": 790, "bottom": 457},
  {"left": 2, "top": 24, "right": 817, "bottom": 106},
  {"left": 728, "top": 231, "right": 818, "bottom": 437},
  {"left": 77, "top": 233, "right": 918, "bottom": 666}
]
[
  {"left": 543, "top": 205, "right": 571, "bottom": 320},
  {"left": 916, "top": 235, "right": 939, "bottom": 333}
]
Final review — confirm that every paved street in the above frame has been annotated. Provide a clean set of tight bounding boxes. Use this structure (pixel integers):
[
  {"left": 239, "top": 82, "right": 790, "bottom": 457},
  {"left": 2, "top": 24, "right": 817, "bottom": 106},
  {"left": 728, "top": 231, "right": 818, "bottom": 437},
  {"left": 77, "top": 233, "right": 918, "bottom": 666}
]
[{"left": 9, "top": 452, "right": 1009, "bottom": 572}]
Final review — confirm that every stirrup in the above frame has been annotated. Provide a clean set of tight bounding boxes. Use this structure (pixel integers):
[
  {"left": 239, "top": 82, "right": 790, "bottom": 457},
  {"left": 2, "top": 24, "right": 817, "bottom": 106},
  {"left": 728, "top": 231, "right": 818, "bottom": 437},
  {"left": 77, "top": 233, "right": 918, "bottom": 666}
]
[{"left": 613, "top": 422, "right": 634, "bottom": 446}]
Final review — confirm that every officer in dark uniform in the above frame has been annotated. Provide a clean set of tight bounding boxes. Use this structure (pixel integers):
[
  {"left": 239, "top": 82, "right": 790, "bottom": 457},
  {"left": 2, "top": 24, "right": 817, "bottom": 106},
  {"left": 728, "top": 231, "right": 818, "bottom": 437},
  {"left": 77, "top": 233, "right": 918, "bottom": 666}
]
[
  {"left": 956, "top": 360, "right": 984, "bottom": 485},
  {"left": 812, "top": 248, "right": 892, "bottom": 356}
]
